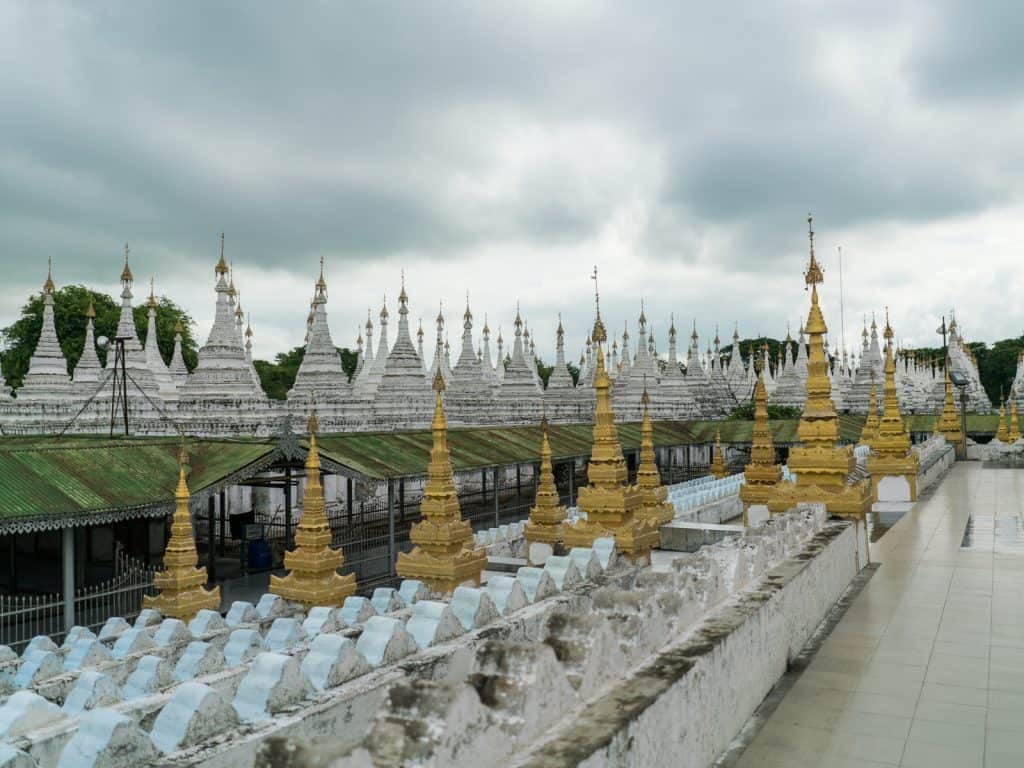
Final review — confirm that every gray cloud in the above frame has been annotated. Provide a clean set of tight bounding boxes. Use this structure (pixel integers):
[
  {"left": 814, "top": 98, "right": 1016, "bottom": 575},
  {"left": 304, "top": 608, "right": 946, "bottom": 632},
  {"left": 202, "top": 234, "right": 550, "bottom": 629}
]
[{"left": 2, "top": 0, "right": 1023, "bottom": 358}]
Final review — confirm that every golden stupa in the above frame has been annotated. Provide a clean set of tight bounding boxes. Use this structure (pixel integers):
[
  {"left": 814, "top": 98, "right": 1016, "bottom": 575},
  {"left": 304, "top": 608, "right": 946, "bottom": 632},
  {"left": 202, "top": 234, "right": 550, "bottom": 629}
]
[
  {"left": 635, "top": 383, "right": 675, "bottom": 528},
  {"left": 866, "top": 313, "right": 919, "bottom": 501},
  {"left": 396, "top": 371, "right": 487, "bottom": 594},
  {"left": 144, "top": 446, "right": 221, "bottom": 621},
  {"left": 709, "top": 428, "right": 728, "bottom": 479},
  {"left": 996, "top": 391, "right": 1010, "bottom": 443},
  {"left": 562, "top": 269, "right": 660, "bottom": 562},
  {"left": 739, "top": 362, "right": 782, "bottom": 525},
  {"left": 767, "top": 215, "right": 871, "bottom": 520},
  {"left": 934, "top": 365, "right": 963, "bottom": 452},
  {"left": 269, "top": 413, "right": 357, "bottom": 609},
  {"left": 1009, "top": 401, "right": 1021, "bottom": 443},
  {"left": 523, "top": 415, "right": 567, "bottom": 557},
  {"left": 859, "top": 383, "right": 879, "bottom": 448}
]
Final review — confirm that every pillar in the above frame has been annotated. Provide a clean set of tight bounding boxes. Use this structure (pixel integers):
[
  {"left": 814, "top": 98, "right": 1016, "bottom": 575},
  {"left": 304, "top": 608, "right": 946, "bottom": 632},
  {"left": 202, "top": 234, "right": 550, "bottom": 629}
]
[
  {"left": 493, "top": 467, "right": 500, "bottom": 526},
  {"left": 387, "top": 479, "right": 396, "bottom": 576},
  {"left": 347, "top": 477, "right": 354, "bottom": 522},
  {"left": 568, "top": 460, "right": 575, "bottom": 507},
  {"left": 62, "top": 526, "right": 75, "bottom": 631}
]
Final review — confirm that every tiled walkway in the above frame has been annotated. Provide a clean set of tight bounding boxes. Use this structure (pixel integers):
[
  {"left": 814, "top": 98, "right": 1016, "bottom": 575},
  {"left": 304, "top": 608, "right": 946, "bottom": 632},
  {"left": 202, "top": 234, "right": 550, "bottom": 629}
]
[{"left": 736, "top": 462, "right": 1024, "bottom": 768}]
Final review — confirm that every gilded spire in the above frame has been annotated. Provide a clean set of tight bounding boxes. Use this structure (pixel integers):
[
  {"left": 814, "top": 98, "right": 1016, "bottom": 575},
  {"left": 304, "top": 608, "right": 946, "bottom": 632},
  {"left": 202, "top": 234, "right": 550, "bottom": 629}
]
[
  {"left": 859, "top": 383, "right": 880, "bottom": 447},
  {"left": 315, "top": 255, "right": 328, "bottom": 298},
  {"left": 935, "top": 365, "right": 963, "bottom": 449},
  {"left": 866, "top": 319, "right": 919, "bottom": 499},
  {"left": 709, "top": 428, "right": 728, "bottom": 479},
  {"left": 1009, "top": 401, "right": 1021, "bottom": 443},
  {"left": 524, "top": 414, "right": 566, "bottom": 558},
  {"left": 590, "top": 266, "right": 606, "bottom": 343},
  {"left": 85, "top": 300, "right": 96, "bottom": 319},
  {"left": 398, "top": 268, "right": 408, "bottom": 305},
  {"left": 636, "top": 381, "right": 674, "bottom": 526},
  {"left": 396, "top": 368, "right": 486, "bottom": 594},
  {"left": 174, "top": 319, "right": 183, "bottom": 335},
  {"left": 143, "top": 448, "right": 220, "bottom": 621},
  {"left": 739, "top": 363, "right": 782, "bottom": 525},
  {"left": 43, "top": 256, "right": 55, "bottom": 294},
  {"left": 147, "top": 278, "right": 157, "bottom": 309},
  {"left": 215, "top": 232, "right": 228, "bottom": 276},
  {"left": 269, "top": 414, "right": 356, "bottom": 608},
  {"left": 562, "top": 293, "right": 657, "bottom": 561},
  {"left": 768, "top": 214, "right": 870, "bottom": 519},
  {"left": 996, "top": 392, "right": 1010, "bottom": 443},
  {"left": 121, "top": 243, "right": 133, "bottom": 284}
]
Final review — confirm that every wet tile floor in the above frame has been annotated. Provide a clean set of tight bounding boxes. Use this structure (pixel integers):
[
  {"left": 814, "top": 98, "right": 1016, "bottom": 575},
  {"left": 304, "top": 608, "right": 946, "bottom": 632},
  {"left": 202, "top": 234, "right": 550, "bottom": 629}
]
[{"left": 733, "top": 462, "right": 1024, "bottom": 768}]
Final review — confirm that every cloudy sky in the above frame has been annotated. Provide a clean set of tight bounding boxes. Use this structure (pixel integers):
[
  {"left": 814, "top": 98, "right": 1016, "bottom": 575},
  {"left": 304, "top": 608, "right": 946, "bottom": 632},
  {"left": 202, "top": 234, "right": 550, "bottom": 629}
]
[{"left": 2, "top": 1, "right": 1023, "bottom": 366}]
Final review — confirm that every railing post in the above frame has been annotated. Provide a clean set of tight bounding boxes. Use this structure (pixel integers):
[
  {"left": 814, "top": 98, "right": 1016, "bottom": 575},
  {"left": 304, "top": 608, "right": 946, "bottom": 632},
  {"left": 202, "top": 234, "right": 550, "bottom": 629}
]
[
  {"left": 387, "top": 479, "right": 396, "bottom": 577},
  {"left": 284, "top": 466, "right": 293, "bottom": 552},
  {"left": 568, "top": 460, "right": 575, "bottom": 508},
  {"left": 62, "top": 526, "right": 75, "bottom": 632},
  {"left": 493, "top": 467, "right": 500, "bottom": 527}
]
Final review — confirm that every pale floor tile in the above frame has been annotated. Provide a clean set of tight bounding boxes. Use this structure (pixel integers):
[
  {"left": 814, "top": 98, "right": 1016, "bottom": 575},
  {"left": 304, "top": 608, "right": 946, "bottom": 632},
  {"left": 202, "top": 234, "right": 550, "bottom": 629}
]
[
  {"left": 989, "top": 688, "right": 1024, "bottom": 711},
  {"left": 831, "top": 710, "right": 912, "bottom": 741},
  {"left": 843, "top": 691, "right": 919, "bottom": 718},
  {"left": 986, "top": 707, "right": 1024, "bottom": 732},
  {"left": 920, "top": 681, "right": 989, "bottom": 707},
  {"left": 985, "top": 728, "right": 1024, "bottom": 757},
  {"left": 912, "top": 697, "right": 987, "bottom": 727},
  {"left": 900, "top": 737, "right": 982, "bottom": 767},
  {"left": 907, "top": 718, "right": 985, "bottom": 748},
  {"left": 825, "top": 731, "right": 905, "bottom": 765}
]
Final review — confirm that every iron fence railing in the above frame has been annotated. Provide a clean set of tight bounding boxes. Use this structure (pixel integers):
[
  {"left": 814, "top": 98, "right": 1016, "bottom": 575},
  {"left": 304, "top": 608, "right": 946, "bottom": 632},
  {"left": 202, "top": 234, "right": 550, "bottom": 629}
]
[{"left": 0, "top": 554, "right": 157, "bottom": 652}]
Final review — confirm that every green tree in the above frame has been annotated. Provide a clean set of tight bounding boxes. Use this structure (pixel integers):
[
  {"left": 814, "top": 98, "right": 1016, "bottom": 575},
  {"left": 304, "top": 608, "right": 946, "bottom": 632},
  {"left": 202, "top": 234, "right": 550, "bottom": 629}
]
[
  {"left": 534, "top": 356, "right": 553, "bottom": 388},
  {"left": 567, "top": 361, "right": 580, "bottom": 386},
  {"left": 0, "top": 284, "right": 197, "bottom": 390},
  {"left": 727, "top": 401, "right": 802, "bottom": 421},
  {"left": 253, "top": 346, "right": 305, "bottom": 400},
  {"left": 338, "top": 347, "right": 358, "bottom": 380}
]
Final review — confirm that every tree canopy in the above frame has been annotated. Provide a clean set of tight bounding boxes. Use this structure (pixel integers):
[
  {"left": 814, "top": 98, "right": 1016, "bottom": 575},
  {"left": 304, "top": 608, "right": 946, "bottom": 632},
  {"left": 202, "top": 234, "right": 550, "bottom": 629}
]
[
  {"left": 0, "top": 284, "right": 198, "bottom": 390},
  {"left": 252, "top": 345, "right": 358, "bottom": 400}
]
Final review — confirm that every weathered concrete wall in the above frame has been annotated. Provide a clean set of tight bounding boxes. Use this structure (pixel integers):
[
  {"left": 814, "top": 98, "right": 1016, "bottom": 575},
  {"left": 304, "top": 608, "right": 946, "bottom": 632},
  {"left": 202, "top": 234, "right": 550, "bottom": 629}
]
[{"left": 513, "top": 521, "right": 865, "bottom": 768}]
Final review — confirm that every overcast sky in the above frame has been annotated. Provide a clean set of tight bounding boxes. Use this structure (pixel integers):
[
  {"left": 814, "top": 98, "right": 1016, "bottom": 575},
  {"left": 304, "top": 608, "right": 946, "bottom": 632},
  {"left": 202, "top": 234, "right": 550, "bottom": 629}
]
[{"left": 2, "top": 1, "right": 1023, "bottom": 365}]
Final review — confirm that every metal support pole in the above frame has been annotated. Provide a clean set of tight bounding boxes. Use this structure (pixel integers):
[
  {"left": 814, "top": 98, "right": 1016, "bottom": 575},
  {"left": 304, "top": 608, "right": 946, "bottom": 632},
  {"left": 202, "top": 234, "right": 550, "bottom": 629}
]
[
  {"left": 399, "top": 479, "right": 405, "bottom": 523},
  {"left": 481, "top": 468, "right": 487, "bottom": 507},
  {"left": 516, "top": 465, "right": 521, "bottom": 501},
  {"left": 347, "top": 477, "right": 354, "bottom": 522},
  {"left": 284, "top": 466, "right": 293, "bottom": 552},
  {"left": 387, "top": 479, "right": 396, "bottom": 577},
  {"left": 960, "top": 389, "right": 968, "bottom": 460},
  {"left": 493, "top": 467, "right": 500, "bottom": 526},
  {"left": 206, "top": 496, "right": 217, "bottom": 583},
  {"left": 568, "top": 460, "right": 575, "bottom": 507},
  {"left": 219, "top": 489, "right": 226, "bottom": 556},
  {"left": 62, "top": 526, "right": 75, "bottom": 632}
]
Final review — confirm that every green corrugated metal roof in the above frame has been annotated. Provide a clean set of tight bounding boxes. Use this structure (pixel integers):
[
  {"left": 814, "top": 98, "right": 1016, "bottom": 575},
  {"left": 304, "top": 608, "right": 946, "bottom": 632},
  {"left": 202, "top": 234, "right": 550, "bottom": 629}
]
[{"left": 0, "top": 437, "right": 274, "bottom": 524}]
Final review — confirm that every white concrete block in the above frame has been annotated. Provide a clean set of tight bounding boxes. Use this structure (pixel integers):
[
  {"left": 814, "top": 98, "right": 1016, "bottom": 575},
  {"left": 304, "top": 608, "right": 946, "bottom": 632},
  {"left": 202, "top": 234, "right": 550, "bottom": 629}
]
[
  {"left": 62, "top": 670, "right": 119, "bottom": 715},
  {"left": 110, "top": 628, "right": 155, "bottom": 659},
  {"left": 542, "top": 556, "right": 582, "bottom": 590},
  {"left": 0, "top": 745, "right": 34, "bottom": 768},
  {"left": 567, "top": 548, "right": 603, "bottom": 580},
  {"left": 97, "top": 617, "right": 130, "bottom": 640},
  {"left": 55, "top": 709, "right": 156, "bottom": 768},
  {"left": 527, "top": 541, "right": 555, "bottom": 566},
  {"left": 188, "top": 609, "right": 228, "bottom": 637},
  {"left": 232, "top": 653, "right": 310, "bottom": 723},
  {"left": 370, "top": 587, "right": 403, "bottom": 615},
  {"left": 516, "top": 567, "right": 559, "bottom": 603},
  {"left": 63, "top": 639, "right": 112, "bottom": 672},
  {"left": 222, "top": 629, "right": 266, "bottom": 668},
  {"left": 264, "top": 618, "right": 306, "bottom": 652},
  {"left": 13, "top": 651, "right": 61, "bottom": 689},
  {"left": 405, "top": 601, "right": 465, "bottom": 649},
  {"left": 397, "top": 579, "right": 429, "bottom": 606},
  {"left": 62, "top": 626, "right": 97, "bottom": 648},
  {"left": 225, "top": 601, "right": 258, "bottom": 628},
  {"left": 153, "top": 618, "right": 191, "bottom": 647},
  {"left": 133, "top": 609, "right": 162, "bottom": 628},
  {"left": 172, "top": 641, "right": 224, "bottom": 682},
  {"left": 485, "top": 575, "right": 529, "bottom": 616},
  {"left": 339, "top": 596, "right": 377, "bottom": 627},
  {"left": 355, "top": 617, "right": 417, "bottom": 667},
  {"left": 121, "top": 655, "right": 173, "bottom": 700},
  {"left": 23, "top": 637, "right": 58, "bottom": 657},
  {"left": 150, "top": 682, "right": 238, "bottom": 754},
  {"left": 0, "top": 646, "right": 16, "bottom": 664},
  {"left": 302, "top": 607, "right": 342, "bottom": 638},
  {"left": 593, "top": 540, "right": 614, "bottom": 573},
  {"left": 255, "top": 593, "right": 288, "bottom": 621},
  {"left": 451, "top": 587, "right": 499, "bottom": 631},
  {"left": 0, "top": 691, "right": 65, "bottom": 739},
  {"left": 300, "top": 634, "right": 369, "bottom": 692}
]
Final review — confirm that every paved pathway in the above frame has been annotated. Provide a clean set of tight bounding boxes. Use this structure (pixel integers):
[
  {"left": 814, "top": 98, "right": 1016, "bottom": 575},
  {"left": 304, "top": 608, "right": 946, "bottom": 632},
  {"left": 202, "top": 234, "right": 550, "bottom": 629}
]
[{"left": 736, "top": 462, "right": 1024, "bottom": 768}]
